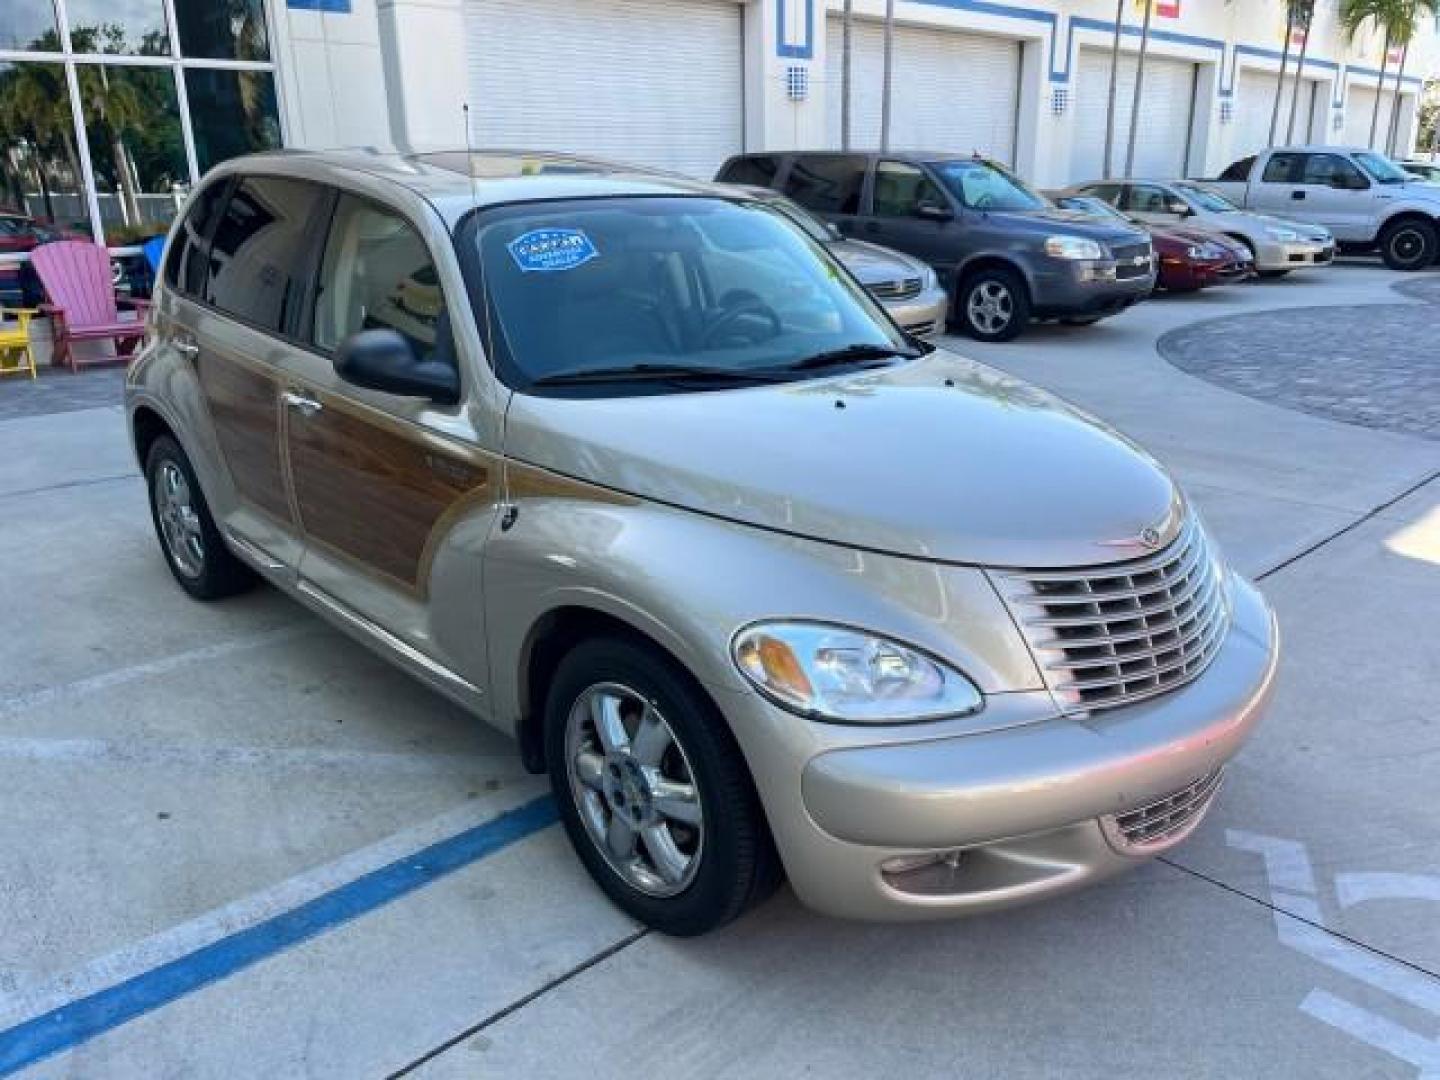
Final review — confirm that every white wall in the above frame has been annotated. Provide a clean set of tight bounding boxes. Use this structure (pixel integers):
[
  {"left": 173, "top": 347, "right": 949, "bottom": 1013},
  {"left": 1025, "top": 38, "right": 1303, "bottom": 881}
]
[{"left": 268, "top": 0, "right": 394, "bottom": 151}]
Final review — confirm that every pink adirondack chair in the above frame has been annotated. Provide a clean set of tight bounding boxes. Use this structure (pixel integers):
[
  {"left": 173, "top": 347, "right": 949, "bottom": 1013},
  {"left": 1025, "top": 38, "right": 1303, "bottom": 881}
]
[{"left": 31, "top": 240, "right": 149, "bottom": 372}]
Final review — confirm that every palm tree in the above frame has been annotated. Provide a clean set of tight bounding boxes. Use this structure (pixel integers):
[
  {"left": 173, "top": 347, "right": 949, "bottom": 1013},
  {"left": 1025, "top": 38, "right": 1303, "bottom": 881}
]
[
  {"left": 1383, "top": 0, "right": 1440, "bottom": 154},
  {"left": 1340, "top": 0, "right": 1404, "bottom": 148},
  {"left": 1123, "top": 0, "right": 1155, "bottom": 178},
  {"left": 1286, "top": 0, "right": 1317, "bottom": 143},
  {"left": 1103, "top": 0, "right": 1125, "bottom": 177},
  {"left": 1269, "top": 1, "right": 1299, "bottom": 146}
]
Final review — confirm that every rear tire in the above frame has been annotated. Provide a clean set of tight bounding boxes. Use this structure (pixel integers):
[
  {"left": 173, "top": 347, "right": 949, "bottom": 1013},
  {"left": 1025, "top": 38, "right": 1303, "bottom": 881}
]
[
  {"left": 1378, "top": 217, "right": 1437, "bottom": 272},
  {"left": 144, "top": 435, "right": 255, "bottom": 600},
  {"left": 956, "top": 266, "right": 1029, "bottom": 342},
  {"left": 544, "top": 636, "right": 781, "bottom": 936}
]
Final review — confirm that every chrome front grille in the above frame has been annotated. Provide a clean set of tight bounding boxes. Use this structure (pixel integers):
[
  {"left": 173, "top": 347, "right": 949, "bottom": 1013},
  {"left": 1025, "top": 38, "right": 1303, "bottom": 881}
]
[
  {"left": 1103, "top": 768, "right": 1224, "bottom": 852},
  {"left": 868, "top": 276, "right": 923, "bottom": 301},
  {"left": 1000, "top": 515, "right": 1229, "bottom": 713}
]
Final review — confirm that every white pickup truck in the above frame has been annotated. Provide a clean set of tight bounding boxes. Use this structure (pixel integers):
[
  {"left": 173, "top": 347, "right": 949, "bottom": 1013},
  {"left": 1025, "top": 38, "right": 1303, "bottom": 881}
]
[{"left": 1202, "top": 146, "right": 1440, "bottom": 271}]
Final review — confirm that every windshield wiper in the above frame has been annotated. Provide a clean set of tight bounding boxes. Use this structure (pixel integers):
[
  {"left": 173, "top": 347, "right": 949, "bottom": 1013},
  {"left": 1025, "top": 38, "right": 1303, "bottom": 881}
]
[
  {"left": 530, "top": 363, "right": 790, "bottom": 387},
  {"left": 777, "top": 343, "right": 920, "bottom": 373}
]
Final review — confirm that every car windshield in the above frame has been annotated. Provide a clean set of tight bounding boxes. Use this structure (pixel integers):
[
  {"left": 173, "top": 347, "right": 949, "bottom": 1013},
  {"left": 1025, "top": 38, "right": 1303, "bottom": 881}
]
[
  {"left": 930, "top": 160, "right": 1046, "bottom": 211},
  {"left": 1173, "top": 183, "right": 1237, "bottom": 213},
  {"left": 1353, "top": 152, "right": 1409, "bottom": 184},
  {"left": 459, "top": 197, "right": 912, "bottom": 394}
]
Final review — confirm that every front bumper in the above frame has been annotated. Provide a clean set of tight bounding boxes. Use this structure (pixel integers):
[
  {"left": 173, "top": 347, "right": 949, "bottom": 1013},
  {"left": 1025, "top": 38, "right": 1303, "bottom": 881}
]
[
  {"left": 879, "top": 285, "right": 949, "bottom": 337},
  {"left": 739, "top": 574, "right": 1277, "bottom": 921},
  {"left": 1253, "top": 238, "right": 1335, "bottom": 271},
  {"left": 1160, "top": 255, "right": 1253, "bottom": 290},
  {"left": 1030, "top": 260, "right": 1155, "bottom": 320}
]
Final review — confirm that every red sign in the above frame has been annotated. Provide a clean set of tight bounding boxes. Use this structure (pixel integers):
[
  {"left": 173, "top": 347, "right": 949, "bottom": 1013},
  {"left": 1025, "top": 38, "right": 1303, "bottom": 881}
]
[{"left": 1156, "top": 0, "right": 1181, "bottom": 16}]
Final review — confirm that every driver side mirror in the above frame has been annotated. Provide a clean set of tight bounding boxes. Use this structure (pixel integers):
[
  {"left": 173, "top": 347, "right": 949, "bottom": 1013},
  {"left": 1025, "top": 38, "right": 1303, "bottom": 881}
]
[
  {"left": 915, "top": 200, "right": 954, "bottom": 222},
  {"left": 1164, "top": 199, "right": 1191, "bottom": 217},
  {"left": 335, "top": 328, "right": 459, "bottom": 406}
]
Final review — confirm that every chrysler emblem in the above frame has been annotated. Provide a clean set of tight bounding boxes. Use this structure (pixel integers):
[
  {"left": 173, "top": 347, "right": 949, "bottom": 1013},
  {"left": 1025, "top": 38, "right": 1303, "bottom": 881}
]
[
  {"left": 1098, "top": 522, "right": 1168, "bottom": 551},
  {"left": 1140, "top": 525, "right": 1162, "bottom": 548}
]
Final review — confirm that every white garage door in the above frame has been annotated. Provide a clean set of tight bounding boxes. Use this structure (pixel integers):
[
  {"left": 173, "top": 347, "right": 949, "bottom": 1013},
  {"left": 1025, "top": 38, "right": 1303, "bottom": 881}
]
[
  {"left": 1344, "top": 86, "right": 1392, "bottom": 150},
  {"left": 465, "top": 0, "right": 743, "bottom": 178},
  {"left": 1231, "top": 69, "right": 1322, "bottom": 159},
  {"left": 826, "top": 17, "right": 1020, "bottom": 162},
  {"left": 1069, "top": 49, "right": 1197, "bottom": 182}
]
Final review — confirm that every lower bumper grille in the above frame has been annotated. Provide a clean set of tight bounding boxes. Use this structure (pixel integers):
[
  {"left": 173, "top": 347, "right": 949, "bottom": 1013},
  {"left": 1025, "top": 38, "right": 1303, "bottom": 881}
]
[{"left": 1103, "top": 768, "right": 1224, "bottom": 853}]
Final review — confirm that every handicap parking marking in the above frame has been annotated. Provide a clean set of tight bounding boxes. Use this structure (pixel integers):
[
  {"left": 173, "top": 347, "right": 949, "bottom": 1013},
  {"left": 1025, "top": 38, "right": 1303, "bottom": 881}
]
[
  {"left": 0, "top": 794, "right": 559, "bottom": 1077},
  {"left": 1228, "top": 829, "right": 1440, "bottom": 1076}
]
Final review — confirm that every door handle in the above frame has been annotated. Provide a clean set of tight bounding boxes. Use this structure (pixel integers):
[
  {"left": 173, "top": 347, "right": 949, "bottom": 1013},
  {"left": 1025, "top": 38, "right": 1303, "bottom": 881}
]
[
  {"left": 281, "top": 389, "right": 324, "bottom": 418},
  {"left": 1291, "top": 190, "right": 1306, "bottom": 200}
]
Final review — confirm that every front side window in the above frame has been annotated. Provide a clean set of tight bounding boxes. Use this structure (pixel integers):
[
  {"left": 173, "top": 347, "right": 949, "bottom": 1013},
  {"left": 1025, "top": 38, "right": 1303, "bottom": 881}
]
[
  {"left": 1302, "top": 154, "right": 1367, "bottom": 188},
  {"left": 930, "top": 160, "right": 1045, "bottom": 212},
  {"left": 872, "top": 161, "right": 947, "bottom": 218},
  {"left": 1121, "top": 184, "right": 1180, "bottom": 214},
  {"left": 314, "top": 195, "right": 453, "bottom": 367},
  {"left": 459, "top": 197, "right": 910, "bottom": 394},
  {"left": 205, "top": 176, "right": 326, "bottom": 334},
  {"left": 781, "top": 156, "right": 867, "bottom": 215}
]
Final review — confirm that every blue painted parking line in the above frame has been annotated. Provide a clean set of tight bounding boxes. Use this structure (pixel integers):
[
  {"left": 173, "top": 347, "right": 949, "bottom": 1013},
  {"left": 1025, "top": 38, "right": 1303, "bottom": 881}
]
[{"left": 0, "top": 796, "right": 558, "bottom": 1077}]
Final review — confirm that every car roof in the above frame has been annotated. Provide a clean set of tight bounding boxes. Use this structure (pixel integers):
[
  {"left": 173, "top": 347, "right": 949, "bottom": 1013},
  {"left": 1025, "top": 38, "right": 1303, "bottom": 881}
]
[{"left": 205, "top": 148, "right": 754, "bottom": 224}]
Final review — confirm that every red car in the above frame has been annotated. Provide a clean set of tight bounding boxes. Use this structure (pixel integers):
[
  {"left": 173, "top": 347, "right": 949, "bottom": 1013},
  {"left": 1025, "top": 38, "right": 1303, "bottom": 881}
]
[
  {"left": 0, "top": 210, "right": 87, "bottom": 305},
  {"left": 1052, "top": 195, "right": 1253, "bottom": 292}
]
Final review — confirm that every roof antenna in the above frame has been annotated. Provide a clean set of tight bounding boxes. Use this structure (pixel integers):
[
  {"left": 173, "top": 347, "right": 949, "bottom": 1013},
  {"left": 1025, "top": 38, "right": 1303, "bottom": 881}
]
[{"left": 462, "top": 103, "right": 479, "bottom": 206}]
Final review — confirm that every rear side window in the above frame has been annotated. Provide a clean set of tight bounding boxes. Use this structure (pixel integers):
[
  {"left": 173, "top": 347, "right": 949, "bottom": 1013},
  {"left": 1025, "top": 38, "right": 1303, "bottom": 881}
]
[
  {"left": 717, "top": 156, "right": 782, "bottom": 189},
  {"left": 204, "top": 176, "right": 328, "bottom": 335},
  {"left": 1217, "top": 156, "right": 1256, "bottom": 182},
  {"left": 1261, "top": 153, "right": 1304, "bottom": 183},
  {"left": 165, "top": 179, "right": 231, "bottom": 298},
  {"left": 312, "top": 195, "right": 455, "bottom": 368},
  {"left": 782, "top": 156, "right": 867, "bottom": 215}
]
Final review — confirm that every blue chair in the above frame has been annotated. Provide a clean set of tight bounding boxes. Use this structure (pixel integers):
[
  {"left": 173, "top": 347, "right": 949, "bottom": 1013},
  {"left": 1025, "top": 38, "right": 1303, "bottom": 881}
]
[{"left": 142, "top": 236, "right": 166, "bottom": 275}]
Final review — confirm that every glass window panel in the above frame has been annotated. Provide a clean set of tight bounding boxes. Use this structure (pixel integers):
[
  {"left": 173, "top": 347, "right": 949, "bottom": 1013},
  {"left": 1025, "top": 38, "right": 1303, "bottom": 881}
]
[
  {"left": 174, "top": 0, "right": 270, "bottom": 61},
  {"left": 0, "top": 0, "right": 60, "bottom": 52},
  {"left": 315, "top": 195, "right": 453, "bottom": 366},
  {"left": 66, "top": 0, "right": 171, "bottom": 57},
  {"left": 79, "top": 65, "right": 188, "bottom": 245},
  {"left": 185, "top": 69, "right": 281, "bottom": 174},
  {"left": 0, "top": 62, "right": 93, "bottom": 243},
  {"left": 165, "top": 176, "right": 231, "bottom": 298},
  {"left": 205, "top": 176, "right": 326, "bottom": 334}
]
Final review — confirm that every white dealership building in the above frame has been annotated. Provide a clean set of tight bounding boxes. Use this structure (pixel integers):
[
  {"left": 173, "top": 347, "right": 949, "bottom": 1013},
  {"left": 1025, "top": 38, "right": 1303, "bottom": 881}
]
[{"left": 1, "top": 0, "right": 1437, "bottom": 256}]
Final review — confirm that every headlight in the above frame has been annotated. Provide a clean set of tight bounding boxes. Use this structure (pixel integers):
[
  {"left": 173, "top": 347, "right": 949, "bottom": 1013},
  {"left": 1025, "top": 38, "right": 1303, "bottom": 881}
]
[
  {"left": 1186, "top": 245, "right": 1205, "bottom": 259},
  {"left": 731, "top": 622, "right": 983, "bottom": 724},
  {"left": 1265, "top": 226, "right": 1299, "bottom": 241},
  {"left": 1044, "top": 235, "right": 1105, "bottom": 260}
]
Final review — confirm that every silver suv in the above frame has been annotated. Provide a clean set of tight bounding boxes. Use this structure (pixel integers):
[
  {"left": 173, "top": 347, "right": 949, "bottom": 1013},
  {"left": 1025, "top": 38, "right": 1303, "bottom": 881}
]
[{"left": 128, "top": 150, "right": 1278, "bottom": 935}]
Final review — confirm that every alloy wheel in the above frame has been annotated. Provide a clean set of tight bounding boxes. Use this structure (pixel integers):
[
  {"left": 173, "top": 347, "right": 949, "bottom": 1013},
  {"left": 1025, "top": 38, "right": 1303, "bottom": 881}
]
[
  {"left": 565, "top": 682, "right": 704, "bottom": 897},
  {"left": 967, "top": 280, "right": 1014, "bottom": 335},
  {"left": 1389, "top": 227, "right": 1425, "bottom": 265},
  {"left": 153, "top": 460, "right": 205, "bottom": 579}
]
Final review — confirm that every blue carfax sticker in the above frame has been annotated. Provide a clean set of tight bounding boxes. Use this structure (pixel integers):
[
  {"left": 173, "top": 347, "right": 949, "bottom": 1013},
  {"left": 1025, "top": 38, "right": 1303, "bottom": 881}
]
[{"left": 507, "top": 228, "right": 599, "bottom": 273}]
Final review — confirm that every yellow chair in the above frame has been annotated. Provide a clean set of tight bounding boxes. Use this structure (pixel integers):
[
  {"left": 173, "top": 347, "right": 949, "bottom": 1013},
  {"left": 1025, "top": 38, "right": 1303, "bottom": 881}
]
[{"left": 0, "top": 307, "right": 39, "bottom": 380}]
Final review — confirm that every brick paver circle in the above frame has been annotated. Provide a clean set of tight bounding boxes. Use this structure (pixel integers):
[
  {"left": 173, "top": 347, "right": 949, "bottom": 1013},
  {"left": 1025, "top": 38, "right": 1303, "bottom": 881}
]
[{"left": 1157, "top": 302, "right": 1440, "bottom": 441}]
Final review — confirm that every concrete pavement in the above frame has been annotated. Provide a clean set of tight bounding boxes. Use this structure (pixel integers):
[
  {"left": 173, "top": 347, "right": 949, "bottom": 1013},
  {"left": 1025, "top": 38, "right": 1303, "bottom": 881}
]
[{"left": 2, "top": 260, "right": 1437, "bottom": 1077}]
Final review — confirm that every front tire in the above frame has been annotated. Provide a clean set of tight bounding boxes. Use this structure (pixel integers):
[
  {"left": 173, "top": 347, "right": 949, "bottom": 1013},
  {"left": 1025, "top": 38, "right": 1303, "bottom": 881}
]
[
  {"left": 1379, "top": 218, "right": 1437, "bottom": 272},
  {"left": 956, "top": 266, "right": 1029, "bottom": 342},
  {"left": 544, "top": 636, "right": 781, "bottom": 936},
  {"left": 144, "top": 435, "right": 254, "bottom": 600}
]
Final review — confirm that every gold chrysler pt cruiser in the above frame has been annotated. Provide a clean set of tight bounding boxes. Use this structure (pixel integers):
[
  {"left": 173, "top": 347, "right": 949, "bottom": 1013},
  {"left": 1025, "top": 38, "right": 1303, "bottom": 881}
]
[{"left": 126, "top": 150, "right": 1279, "bottom": 936}]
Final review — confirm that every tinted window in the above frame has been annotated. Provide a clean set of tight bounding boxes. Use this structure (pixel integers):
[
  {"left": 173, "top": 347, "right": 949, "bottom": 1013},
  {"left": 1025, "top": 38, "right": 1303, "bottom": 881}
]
[
  {"left": 718, "top": 155, "right": 783, "bottom": 189},
  {"left": 1218, "top": 156, "right": 1256, "bottom": 182},
  {"left": 165, "top": 178, "right": 231, "bottom": 297},
  {"left": 1302, "top": 154, "right": 1366, "bottom": 188},
  {"left": 205, "top": 176, "right": 327, "bottom": 335},
  {"left": 782, "top": 156, "right": 867, "bottom": 214},
  {"left": 872, "top": 161, "right": 947, "bottom": 218},
  {"left": 1261, "top": 153, "right": 1305, "bottom": 183},
  {"left": 314, "top": 195, "right": 454, "bottom": 368}
]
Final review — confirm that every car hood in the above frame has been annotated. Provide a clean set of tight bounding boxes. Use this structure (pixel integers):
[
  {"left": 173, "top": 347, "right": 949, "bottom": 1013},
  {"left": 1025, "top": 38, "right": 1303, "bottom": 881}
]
[
  {"left": 827, "top": 239, "right": 928, "bottom": 285},
  {"left": 985, "top": 207, "right": 1148, "bottom": 248},
  {"left": 1212, "top": 209, "right": 1331, "bottom": 241},
  {"left": 504, "top": 349, "right": 1180, "bottom": 568}
]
